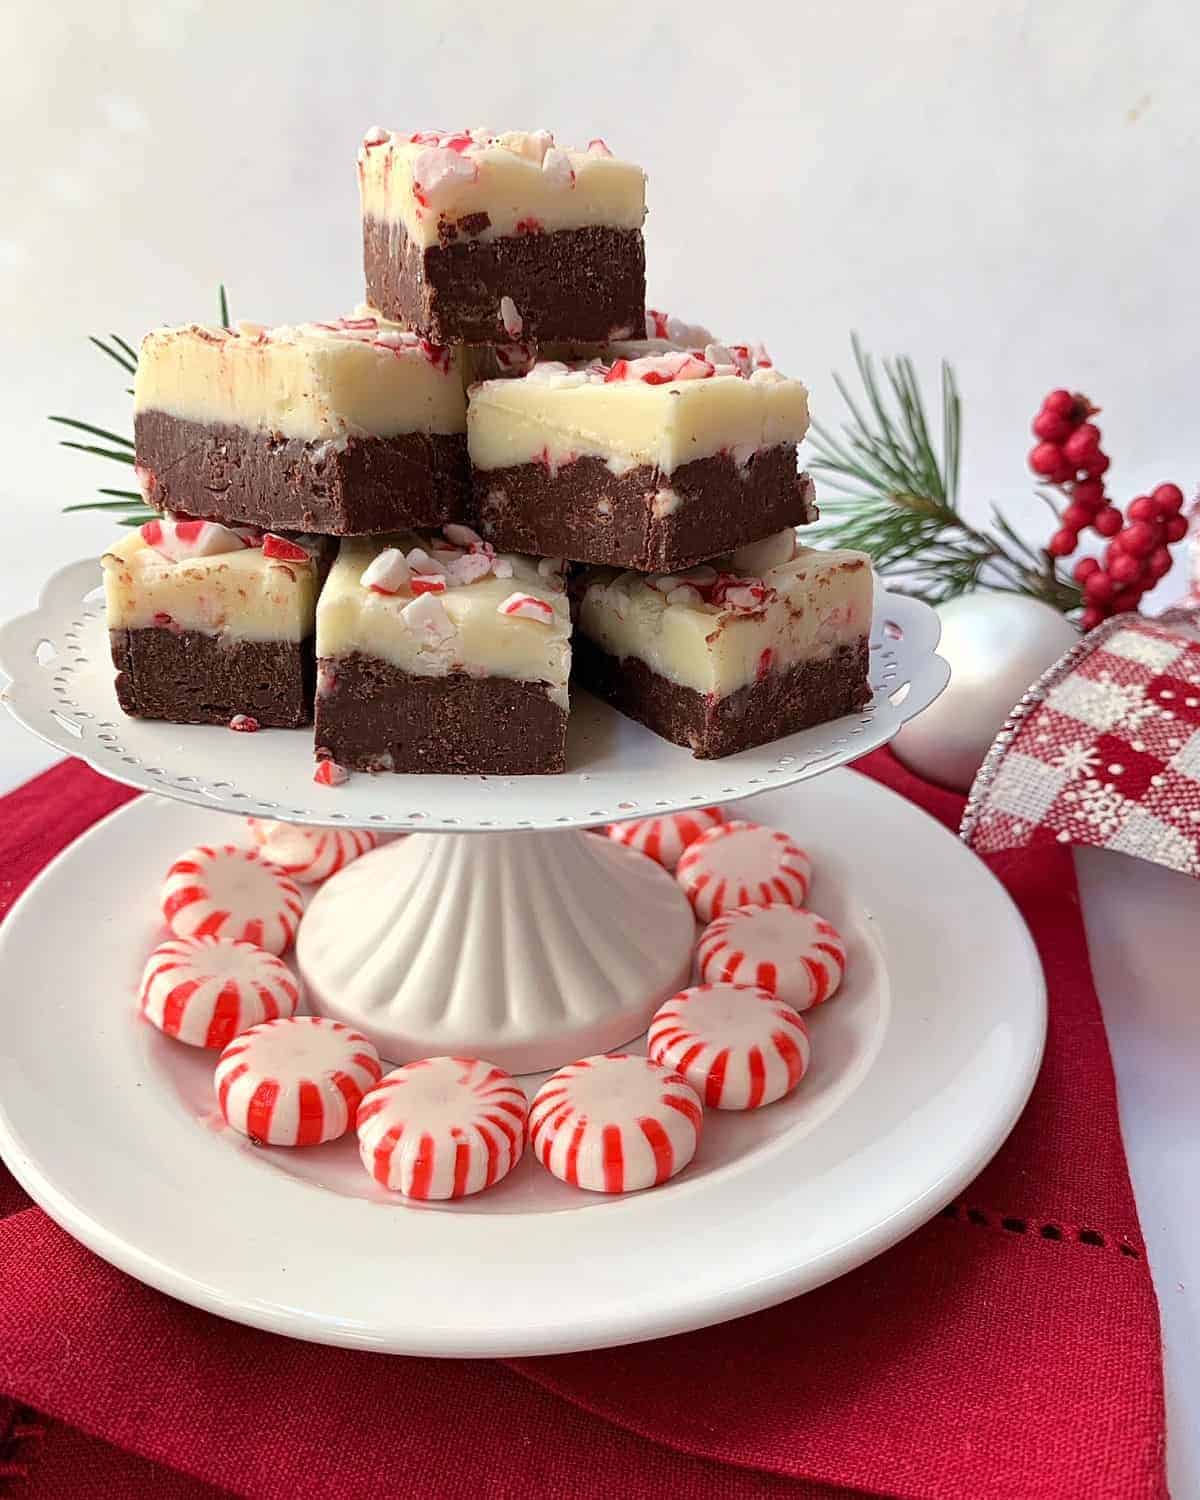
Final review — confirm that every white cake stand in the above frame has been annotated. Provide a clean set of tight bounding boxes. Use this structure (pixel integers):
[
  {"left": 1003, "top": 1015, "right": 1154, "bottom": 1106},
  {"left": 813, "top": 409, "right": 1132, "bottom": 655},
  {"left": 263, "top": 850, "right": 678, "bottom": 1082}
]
[{"left": 0, "top": 558, "right": 949, "bottom": 1071}]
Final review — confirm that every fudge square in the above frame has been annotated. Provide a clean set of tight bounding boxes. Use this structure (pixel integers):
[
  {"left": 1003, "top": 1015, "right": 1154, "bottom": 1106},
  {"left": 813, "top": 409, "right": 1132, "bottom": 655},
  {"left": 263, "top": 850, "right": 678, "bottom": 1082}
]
[
  {"left": 133, "top": 315, "right": 468, "bottom": 536},
  {"left": 103, "top": 521, "right": 333, "bottom": 728},
  {"left": 315, "top": 527, "right": 571, "bottom": 775},
  {"left": 358, "top": 128, "right": 646, "bottom": 344},
  {"left": 575, "top": 531, "right": 874, "bottom": 759},
  {"left": 467, "top": 345, "right": 816, "bottom": 572}
]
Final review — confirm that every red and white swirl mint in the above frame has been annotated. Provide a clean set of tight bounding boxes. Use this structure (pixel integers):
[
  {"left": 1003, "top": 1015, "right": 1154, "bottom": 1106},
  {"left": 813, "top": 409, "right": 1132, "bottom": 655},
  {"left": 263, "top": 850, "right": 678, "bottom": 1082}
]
[
  {"left": 647, "top": 983, "right": 811, "bottom": 1110},
  {"left": 675, "top": 821, "right": 812, "bottom": 923},
  {"left": 139, "top": 516, "right": 251, "bottom": 562},
  {"left": 245, "top": 819, "right": 380, "bottom": 885},
  {"left": 529, "top": 1054, "right": 703, "bottom": 1193},
  {"left": 215, "top": 1016, "right": 382, "bottom": 1146},
  {"left": 161, "top": 845, "right": 304, "bottom": 955},
  {"left": 697, "top": 904, "right": 847, "bottom": 1012},
  {"left": 606, "top": 806, "right": 725, "bottom": 871},
  {"left": 356, "top": 1056, "right": 528, "bottom": 1199},
  {"left": 138, "top": 936, "right": 300, "bottom": 1049}
]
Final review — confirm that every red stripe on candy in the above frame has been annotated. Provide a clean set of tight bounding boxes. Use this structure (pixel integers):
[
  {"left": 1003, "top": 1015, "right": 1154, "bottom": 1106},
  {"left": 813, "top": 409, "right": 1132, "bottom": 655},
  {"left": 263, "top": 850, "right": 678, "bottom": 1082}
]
[
  {"left": 662, "top": 1092, "right": 703, "bottom": 1134},
  {"left": 746, "top": 1046, "right": 767, "bottom": 1108},
  {"left": 601, "top": 1123, "right": 625, "bottom": 1193},
  {"left": 205, "top": 977, "right": 243, "bottom": 1049},
  {"left": 218, "top": 1061, "right": 248, "bottom": 1122},
  {"left": 410, "top": 1132, "right": 436, "bottom": 1200},
  {"left": 246, "top": 1079, "right": 280, "bottom": 1143},
  {"left": 639, "top": 1116, "right": 674, "bottom": 1185},
  {"left": 193, "top": 909, "right": 229, "bottom": 940},
  {"left": 803, "top": 956, "right": 830, "bottom": 1004},
  {"left": 451, "top": 1138, "right": 471, "bottom": 1198},
  {"left": 772, "top": 1029, "right": 805, "bottom": 1089},
  {"left": 331, "top": 1070, "right": 362, "bottom": 1126},
  {"left": 162, "top": 885, "right": 206, "bottom": 922},
  {"left": 705, "top": 1047, "right": 731, "bottom": 1107},
  {"left": 161, "top": 978, "right": 201, "bottom": 1037},
  {"left": 295, "top": 1080, "right": 325, "bottom": 1146}
]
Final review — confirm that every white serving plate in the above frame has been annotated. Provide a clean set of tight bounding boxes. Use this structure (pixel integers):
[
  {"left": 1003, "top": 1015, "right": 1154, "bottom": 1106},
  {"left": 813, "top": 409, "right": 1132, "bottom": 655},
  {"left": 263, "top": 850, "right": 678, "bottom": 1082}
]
[{"left": 0, "top": 770, "right": 1044, "bottom": 1356}]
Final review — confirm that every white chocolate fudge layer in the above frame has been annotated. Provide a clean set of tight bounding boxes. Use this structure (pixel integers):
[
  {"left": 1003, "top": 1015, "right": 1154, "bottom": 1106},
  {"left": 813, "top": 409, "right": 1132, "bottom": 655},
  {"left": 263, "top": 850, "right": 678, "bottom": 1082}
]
[
  {"left": 358, "top": 128, "right": 646, "bottom": 250},
  {"left": 317, "top": 531, "right": 571, "bottom": 709},
  {"left": 469, "top": 348, "right": 809, "bottom": 475},
  {"left": 579, "top": 535, "right": 873, "bottom": 698},
  {"left": 134, "top": 316, "right": 466, "bottom": 446},
  {"left": 103, "top": 530, "right": 326, "bottom": 643}
]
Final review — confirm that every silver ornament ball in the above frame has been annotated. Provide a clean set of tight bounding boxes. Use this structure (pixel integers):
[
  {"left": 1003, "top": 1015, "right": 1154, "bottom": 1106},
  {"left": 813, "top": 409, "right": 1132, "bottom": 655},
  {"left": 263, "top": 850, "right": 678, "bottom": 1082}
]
[{"left": 892, "top": 591, "right": 1079, "bottom": 792}]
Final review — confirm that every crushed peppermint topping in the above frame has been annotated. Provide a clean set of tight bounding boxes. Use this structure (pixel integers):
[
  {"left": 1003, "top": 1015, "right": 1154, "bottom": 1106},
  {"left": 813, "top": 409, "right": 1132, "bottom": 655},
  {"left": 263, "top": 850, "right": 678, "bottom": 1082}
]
[
  {"left": 313, "top": 759, "right": 350, "bottom": 787},
  {"left": 229, "top": 714, "right": 260, "bottom": 732},
  {"left": 498, "top": 592, "right": 556, "bottom": 625},
  {"left": 525, "top": 342, "right": 780, "bottom": 389},
  {"left": 262, "top": 533, "right": 311, "bottom": 563},
  {"left": 361, "top": 548, "right": 411, "bottom": 594},
  {"left": 410, "top": 574, "right": 447, "bottom": 595},
  {"left": 139, "top": 517, "right": 252, "bottom": 562},
  {"left": 361, "top": 128, "right": 629, "bottom": 170},
  {"left": 492, "top": 557, "right": 514, "bottom": 578},
  {"left": 405, "top": 547, "right": 445, "bottom": 575},
  {"left": 402, "top": 591, "right": 456, "bottom": 644},
  {"left": 541, "top": 147, "right": 576, "bottom": 187},
  {"left": 643, "top": 563, "right": 776, "bottom": 615},
  {"left": 499, "top": 296, "right": 524, "bottom": 338}
]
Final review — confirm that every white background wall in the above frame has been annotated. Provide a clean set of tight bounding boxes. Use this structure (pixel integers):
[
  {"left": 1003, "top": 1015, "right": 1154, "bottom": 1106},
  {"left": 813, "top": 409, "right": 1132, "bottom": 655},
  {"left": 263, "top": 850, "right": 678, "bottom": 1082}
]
[{"left": 2, "top": 0, "right": 1198, "bottom": 759}]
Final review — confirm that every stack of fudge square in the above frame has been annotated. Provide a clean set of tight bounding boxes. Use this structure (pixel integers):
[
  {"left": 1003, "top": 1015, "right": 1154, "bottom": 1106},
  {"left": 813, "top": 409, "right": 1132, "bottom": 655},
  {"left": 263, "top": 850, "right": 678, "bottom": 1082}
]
[{"left": 102, "top": 128, "right": 874, "bottom": 778}]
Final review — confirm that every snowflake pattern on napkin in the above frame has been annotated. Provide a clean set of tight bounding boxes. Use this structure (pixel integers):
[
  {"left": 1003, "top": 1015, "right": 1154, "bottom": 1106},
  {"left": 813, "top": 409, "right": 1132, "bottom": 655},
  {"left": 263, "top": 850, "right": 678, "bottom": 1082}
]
[{"left": 960, "top": 613, "right": 1200, "bottom": 878}]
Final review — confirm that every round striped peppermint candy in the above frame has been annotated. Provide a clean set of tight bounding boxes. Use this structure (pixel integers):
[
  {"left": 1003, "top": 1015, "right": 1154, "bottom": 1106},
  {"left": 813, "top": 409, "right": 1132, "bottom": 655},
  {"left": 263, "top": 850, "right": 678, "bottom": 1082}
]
[
  {"left": 246, "top": 819, "right": 380, "bottom": 885},
  {"left": 675, "top": 820, "right": 811, "bottom": 924},
  {"left": 697, "top": 904, "right": 847, "bottom": 1012},
  {"left": 161, "top": 844, "right": 304, "bottom": 955},
  {"left": 356, "top": 1057, "right": 528, "bottom": 1200},
  {"left": 529, "top": 1054, "right": 703, "bottom": 1194},
  {"left": 215, "top": 1016, "right": 382, "bottom": 1146},
  {"left": 647, "top": 983, "right": 811, "bottom": 1110},
  {"left": 606, "top": 806, "right": 725, "bottom": 871},
  {"left": 138, "top": 936, "right": 301, "bottom": 1049}
]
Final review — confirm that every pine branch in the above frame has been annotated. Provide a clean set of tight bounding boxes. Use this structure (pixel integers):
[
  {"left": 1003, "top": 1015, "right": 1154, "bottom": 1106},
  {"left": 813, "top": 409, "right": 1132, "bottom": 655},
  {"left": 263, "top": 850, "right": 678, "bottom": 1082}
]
[{"left": 810, "top": 336, "right": 1083, "bottom": 615}]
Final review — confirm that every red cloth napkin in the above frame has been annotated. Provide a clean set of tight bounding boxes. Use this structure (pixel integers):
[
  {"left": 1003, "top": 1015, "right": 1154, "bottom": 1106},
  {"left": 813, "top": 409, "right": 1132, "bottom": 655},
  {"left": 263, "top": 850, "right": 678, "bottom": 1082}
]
[{"left": 0, "top": 756, "right": 1166, "bottom": 1499}]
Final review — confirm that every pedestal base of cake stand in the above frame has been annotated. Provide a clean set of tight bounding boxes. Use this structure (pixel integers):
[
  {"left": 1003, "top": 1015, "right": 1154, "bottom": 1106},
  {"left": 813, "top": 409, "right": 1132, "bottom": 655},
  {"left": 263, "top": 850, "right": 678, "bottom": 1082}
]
[{"left": 295, "top": 829, "right": 696, "bottom": 1074}]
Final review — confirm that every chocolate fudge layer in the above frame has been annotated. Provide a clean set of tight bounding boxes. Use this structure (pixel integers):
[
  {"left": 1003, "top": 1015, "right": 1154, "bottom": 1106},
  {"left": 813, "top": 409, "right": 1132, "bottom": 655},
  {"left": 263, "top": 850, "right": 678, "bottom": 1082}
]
[
  {"left": 574, "top": 636, "right": 870, "bottom": 759},
  {"left": 358, "top": 128, "right": 646, "bottom": 344},
  {"left": 468, "top": 344, "right": 813, "bottom": 571},
  {"left": 315, "top": 653, "right": 566, "bottom": 774},
  {"left": 364, "top": 218, "right": 645, "bottom": 346},
  {"left": 133, "top": 316, "right": 467, "bottom": 535},
  {"left": 111, "top": 629, "right": 315, "bottom": 728},
  {"left": 102, "top": 523, "right": 331, "bottom": 729},
  {"left": 315, "top": 530, "right": 571, "bottom": 776},
  {"left": 136, "top": 412, "right": 467, "bottom": 535},
  {"left": 576, "top": 533, "right": 874, "bottom": 759},
  {"left": 472, "top": 446, "right": 814, "bottom": 573}
]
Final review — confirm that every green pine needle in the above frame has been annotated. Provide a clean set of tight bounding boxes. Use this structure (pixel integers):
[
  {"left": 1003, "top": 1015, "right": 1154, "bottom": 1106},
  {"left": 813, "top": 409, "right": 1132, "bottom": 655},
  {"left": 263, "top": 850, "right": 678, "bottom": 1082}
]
[
  {"left": 218, "top": 283, "right": 230, "bottom": 328},
  {"left": 49, "top": 416, "right": 134, "bottom": 448},
  {"left": 809, "top": 336, "right": 1082, "bottom": 614},
  {"left": 87, "top": 335, "right": 136, "bottom": 375}
]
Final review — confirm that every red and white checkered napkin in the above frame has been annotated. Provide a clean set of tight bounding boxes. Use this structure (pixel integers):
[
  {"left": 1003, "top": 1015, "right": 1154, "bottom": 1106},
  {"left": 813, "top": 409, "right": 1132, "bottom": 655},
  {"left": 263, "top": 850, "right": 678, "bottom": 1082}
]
[{"left": 961, "top": 610, "right": 1200, "bottom": 876}]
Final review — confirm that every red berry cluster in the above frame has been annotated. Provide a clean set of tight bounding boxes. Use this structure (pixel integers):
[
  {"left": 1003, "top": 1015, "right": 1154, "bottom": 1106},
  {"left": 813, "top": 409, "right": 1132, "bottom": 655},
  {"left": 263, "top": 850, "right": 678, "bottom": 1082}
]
[{"left": 1028, "top": 389, "right": 1186, "bottom": 631}]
